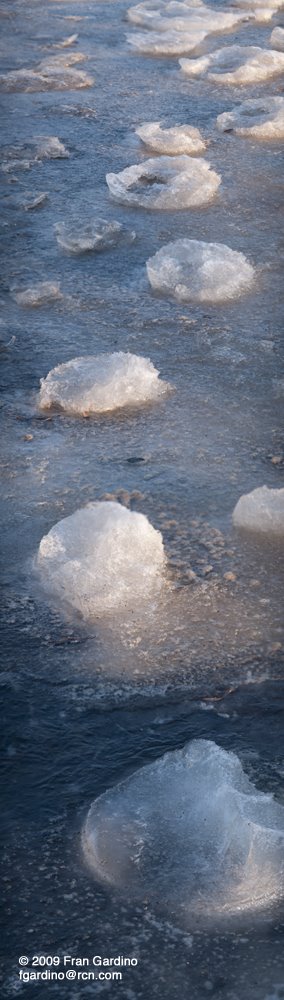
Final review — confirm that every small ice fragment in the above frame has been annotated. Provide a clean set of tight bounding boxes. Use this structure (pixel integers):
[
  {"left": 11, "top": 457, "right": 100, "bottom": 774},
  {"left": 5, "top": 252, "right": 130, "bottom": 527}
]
[
  {"left": 106, "top": 156, "right": 220, "bottom": 210},
  {"left": 54, "top": 34, "right": 78, "bottom": 48},
  {"left": 55, "top": 219, "right": 136, "bottom": 253},
  {"left": 217, "top": 97, "right": 284, "bottom": 140},
  {"left": 13, "top": 282, "right": 62, "bottom": 307},
  {"left": 147, "top": 239, "right": 254, "bottom": 303},
  {"left": 38, "top": 352, "right": 170, "bottom": 414},
  {"left": 1, "top": 136, "right": 68, "bottom": 173},
  {"left": 23, "top": 192, "right": 48, "bottom": 210},
  {"left": 180, "top": 45, "right": 284, "bottom": 85},
  {"left": 83, "top": 739, "right": 284, "bottom": 916},
  {"left": 270, "top": 26, "right": 284, "bottom": 50},
  {"left": 136, "top": 121, "right": 206, "bottom": 155},
  {"left": 36, "top": 501, "right": 165, "bottom": 618},
  {"left": 233, "top": 486, "right": 284, "bottom": 535}
]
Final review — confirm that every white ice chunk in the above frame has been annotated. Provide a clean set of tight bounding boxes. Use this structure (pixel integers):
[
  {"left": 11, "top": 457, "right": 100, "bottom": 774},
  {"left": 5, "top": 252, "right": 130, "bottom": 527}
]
[
  {"left": 147, "top": 239, "right": 254, "bottom": 302},
  {"left": 36, "top": 501, "right": 165, "bottom": 618},
  {"left": 128, "top": 0, "right": 206, "bottom": 26},
  {"left": 180, "top": 45, "right": 284, "bottom": 84},
  {"left": 233, "top": 486, "right": 284, "bottom": 535},
  {"left": 83, "top": 739, "right": 284, "bottom": 916},
  {"left": 128, "top": 5, "right": 251, "bottom": 32},
  {"left": 234, "top": 0, "right": 283, "bottom": 8},
  {"left": 106, "top": 156, "right": 220, "bottom": 210},
  {"left": 38, "top": 352, "right": 170, "bottom": 415},
  {"left": 136, "top": 121, "right": 206, "bottom": 155},
  {"left": 13, "top": 282, "right": 62, "bottom": 307},
  {"left": 55, "top": 219, "right": 136, "bottom": 253},
  {"left": 127, "top": 29, "right": 208, "bottom": 55},
  {"left": 217, "top": 97, "right": 284, "bottom": 140},
  {"left": 270, "top": 26, "right": 284, "bottom": 49}
]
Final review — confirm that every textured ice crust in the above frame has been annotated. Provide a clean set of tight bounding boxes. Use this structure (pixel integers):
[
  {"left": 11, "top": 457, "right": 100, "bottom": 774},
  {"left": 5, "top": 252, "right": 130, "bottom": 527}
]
[
  {"left": 83, "top": 739, "right": 284, "bottom": 916},
  {"left": 13, "top": 282, "right": 62, "bottom": 307},
  {"left": 55, "top": 219, "right": 136, "bottom": 253},
  {"left": 136, "top": 121, "right": 206, "bottom": 155},
  {"left": 106, "top": 156, "right": 220, "bottom": 209},
  {"left": 180, "top": 45, "right": 284, "bottom": 84},
  {"left": 37, "top": 502, "right": 165, "bottom": 618},
  {"left": 38, "top": 352, "right": 169, "bottom": 414},
  {"left": 127, "top": 2, "right": 252, "bottom": 31},
  {"left": 217, "top": 97, "right": 284, "bottom": 140},
  {"left": 147, "top": 239, "right": 254, "bottom": 303},
  {"left": 233, "top": 486, "right": 284, "bottom": 535},
  {"left": 270, "top": 26, "right": 284, "bottom": 49}
]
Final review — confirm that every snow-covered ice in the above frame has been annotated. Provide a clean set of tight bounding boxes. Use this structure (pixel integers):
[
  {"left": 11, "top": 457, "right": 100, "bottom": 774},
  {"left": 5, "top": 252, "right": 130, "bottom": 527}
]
[
  {"left": 106, "top": 156, "right": 220, "bottom": 209},
  {"left": 136, "top": 121, "right": 206, "bottom": 155},
  {"left": 38, "top": 352, "right": 170, "bottom": 414},
  {"left": 147, "top": 239, "right": 254, "bottom": 303},
  {"left": 36, "top": 501, "right": 165, "bottom": 618},
  {"left": 12, "top": 282, "right": 62, "bottom": 307},
  {"left": 217, "top": 97, "right": 284, "bottom": 140},
  {"left": 83, "top": 739, "right": 284, "bottom": 916},
  {"left": 55, "top": 219, "right": 136, "bottom": 253},
  {"left": 233, "top": 486, "right": 284, "bottom": 535},
  {"left": 270, "top": 26, "right": 284, "bottom": 49},
  {"left": 180, "top": 45, "right": 284, "bottom": 85}
]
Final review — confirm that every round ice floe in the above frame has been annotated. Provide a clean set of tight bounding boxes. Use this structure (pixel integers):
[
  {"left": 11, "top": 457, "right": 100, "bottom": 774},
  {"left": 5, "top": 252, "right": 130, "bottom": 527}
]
[
  {"left": 233, "top": 486, "right": 284, "bottom": 535},
  {"left": 136, "top": 121, "right": 206, "bottom": 155},
  {"left": 83, "top": 739, "right": 284, "bottom": 916},
  {"left": 13, "top": 282, "right": 62, "bottom": 307},
  {"left": 180, "top": 45, "right": 284, "bottom": 84},
  {"left": 106, "top": 156, "right": 220, "bottom": 210},
  {"left": 270, "top": 26, "right": 284, "bottom": 50},
  {"left": 55, "top": 219, "right": 136, "bottom": 253},
  {"left": 217, "top": 97, "right": 284, "bottom": 140},
  {"left": 36, "top": 502, "right": 165, "bottom": 618},
  {"left": 147, "top": 239, "right": 254, "bottom": 303},
  {"left": 127, "top": 29, "right": 208, "bottom": 55},
  {"left": 38, "top": 352, "right": 169, "bottom": 415}
]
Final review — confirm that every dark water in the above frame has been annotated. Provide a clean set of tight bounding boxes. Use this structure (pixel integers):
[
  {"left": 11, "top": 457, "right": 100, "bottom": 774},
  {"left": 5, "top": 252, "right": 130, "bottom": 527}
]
[{"left": 1, "top": 0, "right": 284, "bottom": 996}]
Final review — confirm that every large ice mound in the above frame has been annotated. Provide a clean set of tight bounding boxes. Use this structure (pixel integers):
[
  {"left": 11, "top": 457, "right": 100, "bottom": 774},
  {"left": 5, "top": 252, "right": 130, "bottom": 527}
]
[
  {"left": 36, "top": 502, "right": 165, "bottom": 618},
  {"left": 83, "top": 739, "right": 284, "bottom": 916},
  {"left": 55, "top": 219, "right": 136, "bottom": 253},
  {"left": 217, "top": 97, "right": 284, "bottom": 140},
  {"left": 233, "top": 486, "right": 284, "bottom": 535},
  {"left": 38, "top": 352, "right": 169, "bottom": 414},
  {"left": 136, "top": 121, "right": 206, "bottom": 155},
  {"left": 270, "top": 26, "right": 284, "bottom": 50},
  {"left": 180, "top": 45, "right": 284, "bottom": 84},
  {"left": 106, "top": 156, "right": 220, "bottom": 210},
  {"left": 147, "top": 239, "right": 254, "bottom": 303}
]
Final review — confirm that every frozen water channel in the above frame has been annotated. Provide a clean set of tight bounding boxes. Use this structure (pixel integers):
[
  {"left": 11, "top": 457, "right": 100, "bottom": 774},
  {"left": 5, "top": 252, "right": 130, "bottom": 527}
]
[{"left": 0, "top": 0, "right": 284, "bottom": 997}]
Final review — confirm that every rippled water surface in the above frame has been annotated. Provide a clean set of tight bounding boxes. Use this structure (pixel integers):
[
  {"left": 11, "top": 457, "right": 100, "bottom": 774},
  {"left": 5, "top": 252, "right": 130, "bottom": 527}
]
[{"left": 1, "top": 0, "right": 284, "bottom": 996}]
